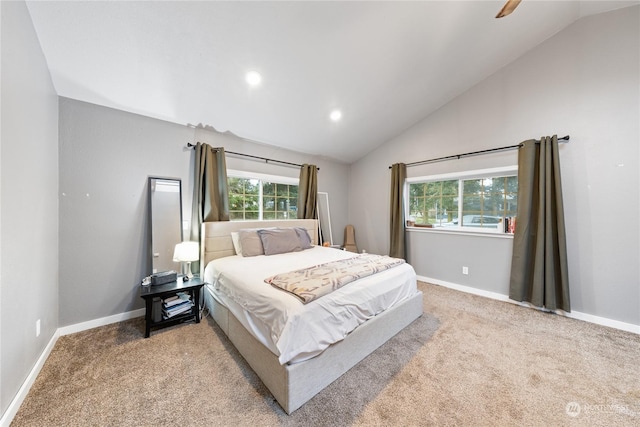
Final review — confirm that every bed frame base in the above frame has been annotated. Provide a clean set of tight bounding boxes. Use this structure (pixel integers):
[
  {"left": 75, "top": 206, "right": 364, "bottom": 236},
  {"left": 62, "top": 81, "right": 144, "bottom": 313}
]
[{"left": 205, "top": 288, "right": 423, "bottom": 414}]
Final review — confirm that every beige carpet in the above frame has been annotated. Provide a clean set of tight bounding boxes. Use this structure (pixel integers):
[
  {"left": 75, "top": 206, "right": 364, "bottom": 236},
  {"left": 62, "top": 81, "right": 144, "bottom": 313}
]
[{"left": 12, "top": 282, "right": 640, "bottom": 426}]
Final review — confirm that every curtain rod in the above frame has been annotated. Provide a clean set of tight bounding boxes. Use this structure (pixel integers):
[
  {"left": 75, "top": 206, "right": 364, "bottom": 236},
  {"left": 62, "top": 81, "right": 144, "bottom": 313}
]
[
  {"left": 187, "top": 142, "right": 319, "bottom": 171},
  {"left": 390, "top": 135, "right": 570, "bottom": 169}
]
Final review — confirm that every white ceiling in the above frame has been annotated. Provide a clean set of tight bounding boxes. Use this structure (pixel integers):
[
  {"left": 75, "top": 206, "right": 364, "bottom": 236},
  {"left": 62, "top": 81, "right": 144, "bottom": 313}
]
[{"left": 25, "top": 0, "right": 638, "bottom": 163}]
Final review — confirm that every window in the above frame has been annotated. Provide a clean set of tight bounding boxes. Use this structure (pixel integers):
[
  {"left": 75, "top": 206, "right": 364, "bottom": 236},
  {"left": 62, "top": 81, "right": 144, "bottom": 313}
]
[
  {"left": 409, "top": 180, "right": 459, "bottom": 227},
  {"left": 407, "top": 167, "right": 517, "bottom": 231},
  {"left": 227, "top": 171, "right": 298, "bottom": 221},
  {"left": 460, "top": 176, "right": 517, "bottom": 228}
]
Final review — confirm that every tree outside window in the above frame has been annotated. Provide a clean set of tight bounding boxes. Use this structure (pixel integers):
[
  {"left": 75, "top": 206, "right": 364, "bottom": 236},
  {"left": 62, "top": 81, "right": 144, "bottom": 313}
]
[
  {"left": 408, "top": 173, "right": 517, "bottom": 230},
  {"left": 229, "top": 177, "right": 298, "bottom": 221},
  {"left": 462, "top": 176, "right": 517, "bottom": 226},
  {"left": 409, "top": 180, "right": 458, "bottom": 226}
]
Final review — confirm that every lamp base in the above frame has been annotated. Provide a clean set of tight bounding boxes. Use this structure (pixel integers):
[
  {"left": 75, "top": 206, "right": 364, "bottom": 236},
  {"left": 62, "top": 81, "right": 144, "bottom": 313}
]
[{"left": 185, "top": 261, "right": 193, "bottom": 280}]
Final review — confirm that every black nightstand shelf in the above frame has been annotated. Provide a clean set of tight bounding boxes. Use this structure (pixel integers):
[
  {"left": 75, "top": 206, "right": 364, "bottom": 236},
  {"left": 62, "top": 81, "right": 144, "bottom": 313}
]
[{"left": 140, "top": 278, "right": 204, "bottom": 338}]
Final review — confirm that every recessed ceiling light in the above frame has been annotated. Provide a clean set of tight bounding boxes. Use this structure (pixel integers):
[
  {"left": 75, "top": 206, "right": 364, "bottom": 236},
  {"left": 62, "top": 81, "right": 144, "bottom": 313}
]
[
  {"left": 246, "top": 71, "right": 262, "bottom": 86},
  {"left": 330, "top": 110, "right": 342, "bottom": 122}
]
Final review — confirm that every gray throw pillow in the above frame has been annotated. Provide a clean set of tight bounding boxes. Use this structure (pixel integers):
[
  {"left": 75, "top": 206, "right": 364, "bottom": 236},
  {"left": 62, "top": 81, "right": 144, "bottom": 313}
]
[
  {"left": 238, "top": 229, "right": 265, "bottom": 257},
  {"left": 258, "top": 228, "right": 302, "bottom": 256},
  {"left": 294, "top": 227, "right": 313, "bottom": 249}
]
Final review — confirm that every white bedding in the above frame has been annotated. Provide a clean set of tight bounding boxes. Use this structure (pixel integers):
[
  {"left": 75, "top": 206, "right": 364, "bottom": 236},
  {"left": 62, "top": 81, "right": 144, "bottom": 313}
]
[{"left": 204, "top": 246, "right": 418, "bottom": 364}]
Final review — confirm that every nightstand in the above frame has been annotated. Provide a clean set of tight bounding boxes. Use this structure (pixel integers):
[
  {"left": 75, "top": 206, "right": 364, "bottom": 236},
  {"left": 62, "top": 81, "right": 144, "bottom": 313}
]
[{"left": 139, "top": 277, "right": 204, "bottom": 338}]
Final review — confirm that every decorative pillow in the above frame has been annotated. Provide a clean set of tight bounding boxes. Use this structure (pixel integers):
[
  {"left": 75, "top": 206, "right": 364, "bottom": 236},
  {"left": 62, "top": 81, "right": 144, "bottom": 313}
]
[
  {"left": 230, "top": 232, "right": 242, "bottom": 255},
  {"left": 238, "top": 229, "right": 265, "bottom": 257},
  {"left": 257, "top": 228, "right": 302, "bottom": 256},
  {"left": 294, "top": 227, "right": 313, "bottom": 249}
]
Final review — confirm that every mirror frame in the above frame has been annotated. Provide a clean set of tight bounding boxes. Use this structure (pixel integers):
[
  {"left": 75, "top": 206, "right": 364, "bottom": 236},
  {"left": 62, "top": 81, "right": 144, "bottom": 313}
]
[
  {"left": 147, "top": 176, "right": 183, "bottom": 275},
  {"left": 317, "top": 191, "right": 333, "bottom": 246}
]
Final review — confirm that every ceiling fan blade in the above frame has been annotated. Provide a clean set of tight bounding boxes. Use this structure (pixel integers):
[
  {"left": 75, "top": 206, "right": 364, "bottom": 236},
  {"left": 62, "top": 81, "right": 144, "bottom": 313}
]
[{"left": 495, "top": 0, "right": 522, "bottom": 18}]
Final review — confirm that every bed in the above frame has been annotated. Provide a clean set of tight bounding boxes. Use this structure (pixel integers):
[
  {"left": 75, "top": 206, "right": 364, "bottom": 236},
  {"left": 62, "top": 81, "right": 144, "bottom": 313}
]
[{"left": 200, "top": 219, "right": 423, "bottom": 414}]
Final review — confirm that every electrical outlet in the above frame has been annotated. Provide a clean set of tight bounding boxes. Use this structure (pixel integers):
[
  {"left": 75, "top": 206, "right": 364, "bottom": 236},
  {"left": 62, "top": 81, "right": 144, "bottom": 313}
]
[
  {"left": 462, "top": 266, "right": 469, "bottom": 275},
  {"left": 36, "top": 319, "right": 41, "bottom": 337}
]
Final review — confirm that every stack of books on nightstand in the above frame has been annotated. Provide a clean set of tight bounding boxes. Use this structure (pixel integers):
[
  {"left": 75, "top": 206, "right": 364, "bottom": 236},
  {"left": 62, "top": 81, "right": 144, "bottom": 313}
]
[{"left": 162, "top": 293, "right": 193, "bottom": 319}]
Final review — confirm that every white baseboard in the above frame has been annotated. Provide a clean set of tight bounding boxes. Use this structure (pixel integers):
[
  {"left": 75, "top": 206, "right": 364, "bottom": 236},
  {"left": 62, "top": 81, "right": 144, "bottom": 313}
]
[
  {"left": 418, "top": 275, "right": 640, "bottom": 335},
  {"left": 0, "top": 330, "right": 59, "bottom": 427},
  {"left": 58, "top": 308, "right": 145, "bottom": 336},
  {"left": 1, "top": 308, "right": 145, "bottom": 426},
  {"left": 418, "top": 276, "right": 513, "bottom": 303},
  {"left": 565, "top": 310, "right": 640, "bottom": 335}
]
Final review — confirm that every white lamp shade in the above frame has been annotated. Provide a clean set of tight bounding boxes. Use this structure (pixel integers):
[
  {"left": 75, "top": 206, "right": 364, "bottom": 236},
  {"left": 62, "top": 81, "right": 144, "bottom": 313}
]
[{"left": 173, "top": 241, "right": 199, "bottom": 262}]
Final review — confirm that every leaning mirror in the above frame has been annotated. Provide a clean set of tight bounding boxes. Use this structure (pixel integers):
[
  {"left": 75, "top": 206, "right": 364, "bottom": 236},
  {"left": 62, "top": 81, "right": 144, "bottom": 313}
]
[
  {"left": 148, "top": 177, "right": 183, "bottom": 274},
  {"left": 317, "top": 192, "right": 333, "bottom": 246}
]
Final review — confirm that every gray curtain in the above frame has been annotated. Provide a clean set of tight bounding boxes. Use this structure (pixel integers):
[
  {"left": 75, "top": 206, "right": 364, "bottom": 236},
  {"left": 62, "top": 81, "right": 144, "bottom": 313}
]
[
  {"left": 189, "top": 143, "right": 230, "bottom": 274},
  {"left": 509, "top": 136, "right": 570, "bottom": 312},
  {"left": 297, "top": 164, "right": 318, "bottom": 220},
  {"left": 389, "top": 163, "right": 407, "bottom": 259}
]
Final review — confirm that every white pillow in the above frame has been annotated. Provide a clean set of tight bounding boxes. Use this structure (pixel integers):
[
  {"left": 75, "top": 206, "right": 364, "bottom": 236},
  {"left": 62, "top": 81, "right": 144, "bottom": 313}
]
[{"left": 231, "top": 232, "right": 242, "bottom": 256}]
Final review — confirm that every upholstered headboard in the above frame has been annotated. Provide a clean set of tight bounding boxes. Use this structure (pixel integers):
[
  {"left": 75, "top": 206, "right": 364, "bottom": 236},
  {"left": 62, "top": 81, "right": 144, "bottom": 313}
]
[{"left": 200, "top": 219, "right": 318, "bottom": 276}]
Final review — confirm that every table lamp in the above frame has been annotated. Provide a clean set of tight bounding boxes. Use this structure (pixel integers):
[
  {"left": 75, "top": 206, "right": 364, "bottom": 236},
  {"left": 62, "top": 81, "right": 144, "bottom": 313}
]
[{"left": 173, "top": 241, "right": 199, "bottom": 280}]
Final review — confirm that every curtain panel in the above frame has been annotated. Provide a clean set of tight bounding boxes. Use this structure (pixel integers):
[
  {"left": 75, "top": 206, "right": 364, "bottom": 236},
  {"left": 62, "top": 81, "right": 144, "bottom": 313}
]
[
  {"left": 509, "top": 136, "right": 570, "bottom": 312},
  {"left": 389, "top": 163, "right": 407, "bottom": 259},
  {"left": 297, "top": 164, "right": 318, "bottom": 220},
  {"left": 189, "top": 143, "right": 230, "bottom": 273}
]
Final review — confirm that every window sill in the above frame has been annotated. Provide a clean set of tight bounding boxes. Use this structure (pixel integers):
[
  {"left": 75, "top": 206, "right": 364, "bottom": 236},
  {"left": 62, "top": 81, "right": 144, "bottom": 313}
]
[{"left": 406, "top": 226, "right": 514, "bottom": 239}]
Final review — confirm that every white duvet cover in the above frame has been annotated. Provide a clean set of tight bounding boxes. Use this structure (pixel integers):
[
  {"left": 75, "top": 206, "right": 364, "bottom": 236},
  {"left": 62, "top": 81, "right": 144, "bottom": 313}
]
[{"left": 204, "top": 246, "right": 417, "bottom": 364}]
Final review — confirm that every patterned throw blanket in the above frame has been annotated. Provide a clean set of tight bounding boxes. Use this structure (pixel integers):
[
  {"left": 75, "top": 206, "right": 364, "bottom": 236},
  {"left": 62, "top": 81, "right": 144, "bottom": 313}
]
[{"left": 265, "top": 254, "right": 405, "bottom": 304}]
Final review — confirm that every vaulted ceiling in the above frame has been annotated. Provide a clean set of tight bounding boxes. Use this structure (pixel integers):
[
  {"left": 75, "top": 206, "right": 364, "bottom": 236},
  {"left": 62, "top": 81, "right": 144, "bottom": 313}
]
[{"left": 25, "top": 1, "right": 638, "bottom": 163}]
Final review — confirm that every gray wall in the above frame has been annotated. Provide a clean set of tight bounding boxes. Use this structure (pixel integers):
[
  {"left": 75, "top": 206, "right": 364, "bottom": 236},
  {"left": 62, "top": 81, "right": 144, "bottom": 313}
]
[
  {"left": 349, "top": 6, "right": 640, "bottom": 326},
  {"left": 58, "top": 99, "right": 350, "bottom": 326},
  {"left": 1, "top": 0, "right": 59, "bottom": 417},
  {"left": 58, "top": 98, "right": 193, "bottom": 326}
]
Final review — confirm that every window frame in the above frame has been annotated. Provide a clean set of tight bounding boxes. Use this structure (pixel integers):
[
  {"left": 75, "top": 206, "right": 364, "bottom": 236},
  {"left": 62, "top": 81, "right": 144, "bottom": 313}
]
[
  {"left": 406, "top": 166, "right": 518, "bottom": 236},
  {"left": 227, "top": 169, "right": 299, "bottom": 221}
]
